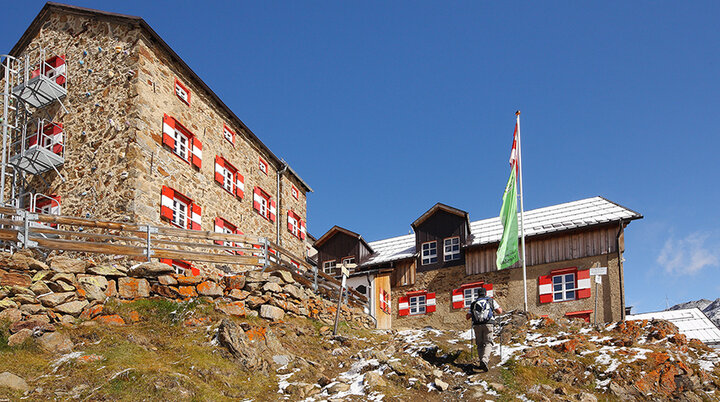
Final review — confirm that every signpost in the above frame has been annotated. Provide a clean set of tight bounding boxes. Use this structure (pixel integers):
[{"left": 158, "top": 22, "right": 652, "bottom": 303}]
[
  {"left": 591, "top": 267, "right": 607, "bottom": 326},
  {"left": 333, "top": 262, "right": 356, "bottom": 335}
]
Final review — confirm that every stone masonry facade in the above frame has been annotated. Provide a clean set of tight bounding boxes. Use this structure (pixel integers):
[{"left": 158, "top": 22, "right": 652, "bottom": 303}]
[{"left": 7, "top": 8, "right": 310, "bottom": 265}]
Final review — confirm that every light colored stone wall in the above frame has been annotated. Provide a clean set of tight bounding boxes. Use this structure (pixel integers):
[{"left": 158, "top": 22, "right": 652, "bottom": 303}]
[{"left": 392, "top": 252, "right": 623, "bottom": 330}]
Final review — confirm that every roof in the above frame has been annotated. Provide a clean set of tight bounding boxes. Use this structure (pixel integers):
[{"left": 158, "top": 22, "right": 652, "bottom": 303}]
[
  {"left": 314, "top": 225, "right": 374, "bottom": 253},
  {"left": 360, "top": 196, "right": 642, "bottom": 267},
  {"left": 411, "top": 203, "right": 470, "bottom": 231},
  {"left": 627, "top": 308, "right": 720, "bottom": 347},
  {"left": 8, "top": 2, "right": 312, "bottom": 193}
]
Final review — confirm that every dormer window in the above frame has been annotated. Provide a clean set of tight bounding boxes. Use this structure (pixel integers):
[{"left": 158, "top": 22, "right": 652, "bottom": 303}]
[
  {"left": 443, "top": 237, "right": 460, "bottom": 261},
  {"left": 421, "top": 241, "right": 437, "bottom": 265},
  {"left": 342, "top": 256, "right": 355, "bottom": 265}
]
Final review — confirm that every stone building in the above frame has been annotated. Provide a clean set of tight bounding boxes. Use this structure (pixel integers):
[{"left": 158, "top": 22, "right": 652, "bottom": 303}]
[
  {"left": 314, "top": 197, "right": 642, "bottom": 329},
  {"left": 1, "top": 3, "right": 312, "bottom": 268}
]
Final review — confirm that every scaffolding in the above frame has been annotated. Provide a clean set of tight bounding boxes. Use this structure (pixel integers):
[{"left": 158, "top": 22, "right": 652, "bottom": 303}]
[{"left": 1, "top": 49, "right": 67, "bottom": 219}]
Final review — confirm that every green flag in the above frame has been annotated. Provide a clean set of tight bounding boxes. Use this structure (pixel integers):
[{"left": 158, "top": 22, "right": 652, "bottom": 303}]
[{"left": 496, "top": 166, "right": 519, "bottom": 269}]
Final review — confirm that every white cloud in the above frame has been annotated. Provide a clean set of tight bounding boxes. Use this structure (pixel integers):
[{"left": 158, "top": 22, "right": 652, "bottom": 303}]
[{"left": 657, "top": 232, "right": 719, "bottom": 275}]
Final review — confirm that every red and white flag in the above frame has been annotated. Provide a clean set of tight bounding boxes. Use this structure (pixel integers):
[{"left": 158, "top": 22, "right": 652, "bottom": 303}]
[{"left": 509, "top": 121, "right": 518, "bottom": 168}]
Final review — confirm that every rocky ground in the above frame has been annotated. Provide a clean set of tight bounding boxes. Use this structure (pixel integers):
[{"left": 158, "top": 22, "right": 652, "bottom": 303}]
[{"left": 0, "top": 250, "right": 719, "bottom": 400}]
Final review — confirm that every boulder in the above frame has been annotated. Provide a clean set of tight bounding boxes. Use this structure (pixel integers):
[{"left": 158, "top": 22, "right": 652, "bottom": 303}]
[
  {"left": 158, "top": 275, "right": 177, "bottom": 286},
  {"left": 10, "top": 286, "right": 34, "bottom": 296},
  {"left": 151, "top": 284, "right": 180, "bottom": 298},
  {"left": 48, "top": 281, "right": 75, "bottom": 292},
  {"left": 12, "top": 294, "right": 36, "bottom": 305},
  {"left": 19, "top": 304, "right": 45, "bottom": 315},
  {"left": 0, "top": 299, "right": 18, "bottom": 310},
  {"left": 262, "top": 282, "right": 282, "bottom": 293},
  {"left": 434, "top": 378, "right": 449, "bottom": 391},
  {"left": 54, "top": 300, "right": 89, "bottom": 316},
  {"left": 37, "top": 331, "right": 73, "bottom": 354},
  {"left": 228, "top": 289, "right": 249, "bottom": 300},
  {"left": 86, "top": 265, "right": 126, "bottom": 277},
  {"left": 283, "top": 284, "right": 306, "bottom": 300},
  {"left": 10, "top": 319, "right": 54, "bottom": 334},
  {"left": 29, "top": 281, "right": 52, "bottom": 295},
  {"left": 216, "top": 301, "right": 247, "bottom": 317},
  {"left": 127, "top": 262, "right": 173, "bottom": 277},
  {"left": 32, "top": 270, "right": 54, "bottom": 282},
  {"left": 245, "top": 271, "right": 269, "bottom": 283},
  {"left": 26, "top": 314, "right": 50, "bottom": 324},
  {"left": 0, "top": 372, "right": 29, "bottom": 392},
  {"left": 81, "top": 284, "right": 107, "bottom": 302},
  {"left": 105, "top": 280, "right": 118, "bottom": 297},
  {"left": 48, "top": 256, "right": 87, "bottom": 273},
  {"left": 93, "top": 314, "right": 125, "bottom": 325},
  {"left": 9, "top": 251, "right": 48, "bottom": 271},
  {"left": 328, "top": 382, "right": 351, "bottom": 393},
  {"left": 38, "top": 292, "right": 75, "bottom": 307},
  {"left": 0, "top": 273, "right": 32, "bottom": 288},
  {"left": 77, "top": 275, "right": 108, "bottom": 290},
  {"left": 197, "top": 281, "right": 223, "bottom": 297},
  {"left": 0, "top": 308, "right": 22, "bottom": 323},
  {"left": 246, "top": 295, "right": 268, "bottom": 309},
  {"left": 7, "top": 329, "right": 33, "bottom": 346},
  {"left": 177, "top": 286, "right": 198, "bottom": 298},
  {"left": 217, "top": 319, "right": 270, "bottom": 372},
  {"left": 260, "top": 304, "right": 285, "bottom": 321},
  {"left": 175, "top": 275, "right": 203, "bottom": 285},
  {"left": 223, "top": 275, "right": 245, "bottom": 290},
  {"left": 271, "top": 270, "right": 295, "bottom": 284},
  {"left": 118, "top": 277, "right": 150, "bottom": 299},
  {"left": 364, "top": 371, "right": 387, "bottom": 388}
]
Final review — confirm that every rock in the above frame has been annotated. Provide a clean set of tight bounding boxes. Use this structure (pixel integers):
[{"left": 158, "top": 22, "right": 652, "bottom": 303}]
[
  {"left": 37, "top": 331, "right": 73, "bottom": 353},
  {"left": 263, "top": 282, "right": 282, "bottom": 293},
  {"left": 87, "top": 265, "right": 126, "bottom": 277},
  {"left": 228, "top": 289, "right": 249, "bottom": 300},
  {"left": 7, "top": 328, "right": 33, "bottom": 346},
  {"left": 81, "top": 283, "right": 107, "bottom": 302},
  {"left": 260, "top": 304, "right": 285, "bottom": 321},
  {"left": 216, "top": 301, "right": 247, "bottom": 317},
  {"left": 328, "top": 382, "right": 350, "bottom": 393},
  {"left": 9, "top": 251, "right": 48, "bottom": 271},
  {"left": 432, "top": 369, "right": 443, "bottom": 378},
  {"left": 217, "top": 319, "right": 270, "bottom": 372},
  {"left": 364, "top": 371, "right": 387, "bottom": 388},
  {"left": 318, "top": 375, "right": 332, "bottom": 387},
  {"left": 223, "top": 275, "right": 246, "bottom": 290},
  {"left": 273, "top": 354, "right": 292, "bottom": 366},
  {"left": 555, "top": 386, "right": 568, "bottom": 395},
  {"left": 79, "top": 304, "right": 104, "bottom": 320},
  {"left": 10, "top": 286, "right": 34, "bottom": 296},
  {"left": 93, "top": 314, "right": 125, "bottom": 325},
  {"left": 158, "top": 275, "right": 177, "bottom": 286},
  {"left": 12, "top": 293, "right": 36, "bottom": 304},
  {"left": 10, "top": 319, "right": 54, "bottom": 334},
  {"left": 283, "top": 284, "right": 306, "bottom": 300},
  {"left": 26, "top": 314, "right": 50, "bottom": 324},
  {"left": 48, "top": 281, "right": 75, "bottom": 293},
  {"left": 177, "top": 286, "right": 198, "bottom": 298},
  {"left": 271, "top": 270, "right": 295, "bottom": 284},
  {"left": 118, "top": 277, "right": 150, "bottom": 299},
  {"left": 32, "top": 270, "right": 54, "bottom": 282},
  {"left": 389, "top": 360, "right": 406, "bottom": 376},
  {"left": 434, "top": 378, "right": 449, "bottom": 391},
  {"left": 372, "top": 350, "right": 389, "bottom": 364},
  {"left": 0, "top": 372, "right": 29, "bottom": 392},
  {"left": 19, "top": 304, "right": 45, "bottom": 315},
  {"left": 106, "top": 280, "right": 118, "bottom": 297},
  {"left": 54, "top": 300, "right": 89, "bottom": 316},
  {"left": 175, "top": 275, "right": 203, "bottom": 285},
  {"left": 38, "top": 292, "right": 75, "bottom": 307},
  {"left": 197, "top": 281, "right": 223, "bottom": 297},
  {"left": 0, "top": 273, "right": 32, "bottom": 288},
  {"left": 0, "top": 308, "right": 22, "bottom": 323},
  {"left": 245, "top": 271, "right": 269, "bottom": 283},
  {"left": 575, "top": 392, "right": 598, "bottom": 402},
  {"left": 489, "top": 382, "right": 505, "bottom": 392},
  {"left": 245, "top": 295, "right": 268, "bottom": 309},
  {"left": 151, "top": 284, "right": 179, "bottom": 298},
  {"left": 30, "top": 281, "right": 52, "bottom": 295},
  {"left": 244, "top": 282, "right": 262, "bottom": 292},
  {"left": 0, "top": 298, "right": 18, "bottom": 310},
  {"left": 128, "top": 262, "right": 173, "bottom": 277},
  {"left": 129, "top": 311, "right": 140, "bottom": 323},
  {"left": 49, "top": 256, "right": 87, "bottom": 273},
  {"left": 77, "top": 275, "right": 108, "bottom": 290}
]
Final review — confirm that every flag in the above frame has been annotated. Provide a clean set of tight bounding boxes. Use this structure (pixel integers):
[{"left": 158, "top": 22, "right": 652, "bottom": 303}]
[{"left": 496, "top": 123, "right": 520, "bottom": 269}]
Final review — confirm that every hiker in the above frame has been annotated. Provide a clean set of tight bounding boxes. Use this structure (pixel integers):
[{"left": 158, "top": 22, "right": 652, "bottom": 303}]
[{"left": 466, "top": 287, "right": 503, "bottom": 372}]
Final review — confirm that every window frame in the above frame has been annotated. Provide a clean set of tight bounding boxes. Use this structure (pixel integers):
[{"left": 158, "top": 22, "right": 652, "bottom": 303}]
[
  {"left": 463, "top": 286, "right": 484, "bottom": 308},
  {"left": 322, "top": 260, "right": 336, "bottom": 275},
  {"left": 408, "top": 294, "right": 427, "bottom": 315},
  {"left": 171, "top": 195, "right": 190, "bottom": 229},
  {"left": 258, "top": 157, "right": 268, "bottom": 175},
  {"left": 421, "top": 241, "right": 438, "bottom": 265},
  {"left": 552, "top": 272, "right": 577, "bottom": 302},
  {"left": 174, "top": 78, "right": 191, "bottom": 106},
  {"left": 291, "top": 185, "right": 299, "bottom": 200},
  {"left": 443, "top": 236, "right": 461, "bottom": 261},
  {"left": 342, "top": 256, "right": 355, "bottom": 265},
  {"left": 222, "top": 125, "right": 235, "bottom": 145}
]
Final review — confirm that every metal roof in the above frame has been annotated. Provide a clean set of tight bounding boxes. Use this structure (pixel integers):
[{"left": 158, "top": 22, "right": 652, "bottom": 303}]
[
  {"left": 627, "top": 308, "right": 720, "bottom": 347},
  {"left": 361, "top": 196, "right": 642, "bottom": 267}
]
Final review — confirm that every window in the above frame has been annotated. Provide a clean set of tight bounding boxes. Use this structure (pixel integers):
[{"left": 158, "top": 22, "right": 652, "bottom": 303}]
[
  {"left": 553, "top": 273, "right": 576, "bottom": 302},
  {"left": 342, "top": 256, "right": 355, "bottom": 265},
  {"left": 463, "top": 287, "right": 484, "bottom": 308},
  {"left": 287, "top": 211, "right": 306, "bottom": 239},
  {"left": 160, "top": 186, "right": 201, "bottom": 230},
  {"left": 258, "top": 157, "right": 268, "bottom": 175},
  {"left": 162, "top": 114, "right": 202, "bottom": 169},
  {"left": 174, "top": 78, "right": 191, "bottom": 105},
  {"left": 379, "top": 290, "right": 390, "bottom": 314},
  {"left": 214, "top": 156, "right": 244, "bottom": 198},
  {"left": 452, "top": 282, "right": 493, "bottom": 309},
  {"left": 409, "top": 294, "right": 426, "bottom": 315},
  {"left": 160, "top": 259, "right": 197, "bottom": 276},
  {"left": 323, "top": 260, "right": 336, "bottom": 274},
  {"left": 443, "top": 237, "right": 460, "bottom": 261},
  {"left": 421, "top": 241, "right": 437, "bottom": 265},
  {"left": 253, "top": 187, "right": 276, "bottom": 222},
  {"left": 214, "top": 217, "right": 240, "bottom": 253},
  {"left": 223, "top": 125, "right": 235, "bottom": 145},
  {"left": 291, "top": 185, "right": 299, "bottom": 200}
]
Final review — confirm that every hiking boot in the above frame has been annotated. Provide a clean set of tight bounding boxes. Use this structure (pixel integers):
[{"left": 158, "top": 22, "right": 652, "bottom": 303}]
[{"left": 478, "top": 361, "right": 488, "bottom": 372}]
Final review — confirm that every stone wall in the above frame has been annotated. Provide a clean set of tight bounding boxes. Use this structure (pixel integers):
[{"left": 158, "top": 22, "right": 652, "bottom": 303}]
[{"left": 392, "top": 253, "right": 622, "bottom": 329}]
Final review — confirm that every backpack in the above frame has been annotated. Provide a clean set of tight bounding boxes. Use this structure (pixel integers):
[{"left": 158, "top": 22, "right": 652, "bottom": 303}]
[{"left": 471, "top": 297, "right": 494, "bottom": 324}]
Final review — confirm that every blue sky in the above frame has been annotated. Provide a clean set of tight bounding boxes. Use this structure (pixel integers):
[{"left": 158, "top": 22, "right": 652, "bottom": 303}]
[{"left": 2, "top": 1, "right": 718, "bottom": 312}]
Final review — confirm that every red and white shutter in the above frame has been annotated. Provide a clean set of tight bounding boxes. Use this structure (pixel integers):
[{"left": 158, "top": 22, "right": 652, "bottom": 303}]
[
  {"left": 378, "top": 291, "right": 386, "bottom": 313},
  {"left": 287, "top": 211, "right": 297, "bottom": 233},
  {"left": 235, "top": 173, "right": 244, "bottom": 199},
  {"left": 483, "top": 283, "right": 494, "bottom": 298},
  {"left": 162, "top": 114, "right": 176, "bottom": 149},
  {"left": 451, "top": 288, "right": 464, "bottom": 309},
  {"left": 299, "top": 219, "right": 306, "bottom": 240},
  {"left": 398, "top": 296, "right": 410, "bottom": 316},
  {"left": 253, "top": 187, "right": 262, "bottom": 212},
  {"left": 234, "top": 229, "right": 244, "bottom": 255},
  {"left": 214, "top": 217, "right": 225, "bottom": 245},
  {"left": 214, "top": 156, "right": 225, "bottom": 184},
  {"left": 426, "top": 292, "right": 436, "bottom": 313},
  {"left": 576, "top": 269, "right": 591, "bottom": 299},
  {"left": 269, "top": 199, "right": 276, "bottom": 222},
  {"left": 190, "top": 204, "right": 201, "bottom": 230},
  {"left": 191, "top": 137, "right": 202, "bottom": 169},
  {"left": 160, "top": 186, "right": 174, "bottom": 220},
  {"left": 538, "top": 274, "right": 553, "bottom": 304}
]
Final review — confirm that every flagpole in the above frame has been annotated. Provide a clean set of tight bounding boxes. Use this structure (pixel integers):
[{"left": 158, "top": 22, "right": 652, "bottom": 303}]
[{"left": 516, "top": 110, "right": 528, "bottom": 313}]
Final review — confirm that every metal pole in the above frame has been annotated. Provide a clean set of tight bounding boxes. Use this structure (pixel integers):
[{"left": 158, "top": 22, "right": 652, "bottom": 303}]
[
  {"left": 594, "top": 279, "right": 599, "bottom": 326},
  {"left": 516, "top": 111, "right": 528, "bottom": 313},
  {"left": 333, "top": 263, "right": 346, "bottom": 335}
]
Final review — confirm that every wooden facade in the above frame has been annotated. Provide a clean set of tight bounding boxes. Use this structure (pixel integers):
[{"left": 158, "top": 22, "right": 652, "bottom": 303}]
[
  {"left": 465, "top": 224, "right": 623, "bottom": 275},
  {"left": 392, "top": 258, "right": 416, "bottom": 287},
  {"left": 413, "top": 208, "right": 469, "bottom": 272},
  {"left": 314, "top": 226, "right": 373, "bottom": 275}
]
